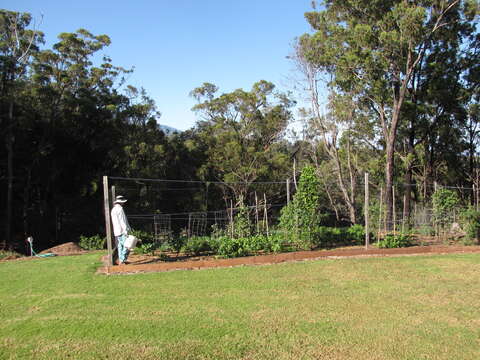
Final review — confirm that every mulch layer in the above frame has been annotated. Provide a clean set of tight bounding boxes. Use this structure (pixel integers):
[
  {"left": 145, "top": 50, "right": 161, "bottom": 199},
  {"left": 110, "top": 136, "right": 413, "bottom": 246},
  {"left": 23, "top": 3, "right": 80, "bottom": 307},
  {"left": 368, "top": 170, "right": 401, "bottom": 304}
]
[
  {"left": 39, "top": 242, "right": 86, "bottom": 256},
  {"left": 98, "top": 245, "right": 480, "bottom": 275}
]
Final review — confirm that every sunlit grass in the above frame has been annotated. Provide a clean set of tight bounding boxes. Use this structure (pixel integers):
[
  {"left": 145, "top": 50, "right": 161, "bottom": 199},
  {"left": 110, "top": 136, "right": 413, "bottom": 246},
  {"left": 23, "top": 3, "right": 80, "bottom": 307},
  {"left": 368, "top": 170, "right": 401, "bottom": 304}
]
[{"left": 1, "top": 253, "right": 479, "bottom": 359}]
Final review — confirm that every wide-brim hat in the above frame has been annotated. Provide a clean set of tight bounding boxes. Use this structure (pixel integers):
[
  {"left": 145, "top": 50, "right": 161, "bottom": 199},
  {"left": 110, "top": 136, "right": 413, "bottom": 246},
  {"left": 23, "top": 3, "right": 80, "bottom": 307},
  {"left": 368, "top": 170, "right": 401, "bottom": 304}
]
[{"left": 114, "top": 195, "right": 127, "bottom": 204}]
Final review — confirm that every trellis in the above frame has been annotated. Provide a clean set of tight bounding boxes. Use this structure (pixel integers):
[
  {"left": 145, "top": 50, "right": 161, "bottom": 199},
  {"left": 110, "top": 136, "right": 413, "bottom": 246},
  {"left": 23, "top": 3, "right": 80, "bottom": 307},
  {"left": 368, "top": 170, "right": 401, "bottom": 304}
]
[
  {"left": 213, "top": 210, "right": 229, "bottom": 230},
  {"left": 154, "top": 214, "right": 172, "bottom": 242},
  {"left": 187, "top": 212, "right": 207, "bottom": 237}
]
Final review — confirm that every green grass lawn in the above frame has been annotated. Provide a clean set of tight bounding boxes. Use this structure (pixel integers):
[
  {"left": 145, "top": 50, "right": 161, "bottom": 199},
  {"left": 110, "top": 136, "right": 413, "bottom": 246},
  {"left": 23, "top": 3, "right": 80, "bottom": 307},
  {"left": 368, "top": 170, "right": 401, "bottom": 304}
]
[{"left": 1, "top": 253, "right": 479, "bottom": 360}]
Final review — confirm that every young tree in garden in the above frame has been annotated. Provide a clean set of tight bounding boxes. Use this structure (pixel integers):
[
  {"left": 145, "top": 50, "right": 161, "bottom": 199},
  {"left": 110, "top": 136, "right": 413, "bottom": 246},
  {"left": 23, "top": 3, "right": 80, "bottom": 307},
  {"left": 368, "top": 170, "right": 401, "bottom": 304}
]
[
  {"left": 298, "top": 0, "right": 474, "bottom": 229},
  {"left": 190, "top": 81, "right": 294, "bottom": 204},
  {"left": 279, "top": 165, "right": 323, "bottom": 249},
  {"left": 0, "top": 10, "right": 42, "bottom": 247}
]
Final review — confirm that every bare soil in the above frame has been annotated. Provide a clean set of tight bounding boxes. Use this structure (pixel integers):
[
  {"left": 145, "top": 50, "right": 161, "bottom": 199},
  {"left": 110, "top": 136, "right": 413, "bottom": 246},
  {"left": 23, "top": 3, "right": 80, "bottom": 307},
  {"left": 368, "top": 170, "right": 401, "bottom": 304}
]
[
  {"left": 98, "top": 244, "right": 480, "bottom": 275},
  {"left": 39, "top": 242, "right": 86, "bottom": 256}
]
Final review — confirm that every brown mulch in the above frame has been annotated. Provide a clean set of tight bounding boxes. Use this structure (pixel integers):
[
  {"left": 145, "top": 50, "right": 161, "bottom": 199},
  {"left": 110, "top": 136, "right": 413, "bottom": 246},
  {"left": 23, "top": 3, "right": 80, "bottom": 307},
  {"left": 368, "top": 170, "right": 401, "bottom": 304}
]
[
  {"left": 39, "top": 242, "right": 86, "bottom": 256},
  {"left": 98, "top": 245, "right": 480, "bottom": 275}
]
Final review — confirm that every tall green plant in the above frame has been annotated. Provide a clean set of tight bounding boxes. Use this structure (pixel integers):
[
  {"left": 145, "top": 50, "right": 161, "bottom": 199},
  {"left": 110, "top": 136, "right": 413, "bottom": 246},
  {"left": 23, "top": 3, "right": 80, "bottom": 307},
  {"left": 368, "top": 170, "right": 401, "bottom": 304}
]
[
  {"left": 232, "top": 198, "right": 252, "bottom": 238},
  {"left": 432, "top": 188, "right": 460, "bottom": 226},
  {"left": 279, "top": 166, "right": 323, "bottom": 249}
]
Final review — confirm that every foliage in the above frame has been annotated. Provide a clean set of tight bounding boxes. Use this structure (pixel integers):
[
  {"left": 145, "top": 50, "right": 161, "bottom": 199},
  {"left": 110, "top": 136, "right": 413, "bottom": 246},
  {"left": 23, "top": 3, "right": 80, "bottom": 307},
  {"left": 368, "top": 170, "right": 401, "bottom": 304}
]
[
  {"left": 346, "top": 224, "right": 366, "bottom": 245},
  {"left": 129, "top": 229, "right": 154, "bottom": 244},
  {"left": 279, "top": 166, "right": 324, "bottom": 249},
  {"left": 232, "top": 200, "right": 252, "bottom": 238},
  {"left": 182, "top": 236, "right": 213, "bottom": 256},
  {"left": 460, "top": 207, "right": 480, "bottom": 243},
  {"left": 377, "top": 233, "right": 413, "bottom": 249},
  {"left": 78, "top": 235, "right": 105, "bottom": 250},
  {"left": 297, "top": 0, "right": 479, "bottom": 228},
  {"left": 1, "top": 6, "right": 480, "bottom": 253},
  {"left": 167, "top": 236, "right": 186, "bottom": 254},
  {"left": 217, "top": 236, "right": 252, "bottom": 258},
  {"left": 310, "top": 225, "right": 366, "bottom": 248},
  {"left": 432, "top": 189, "right": 461, "bottom": 224},
  {"left": 190, "top": 80, "right": 294, "bottom": 201},
  {"left": 133, "top": 242, "right": 157, "bottom": 255},
  {"left": 216, "top": 233, "right": 288, "bottom": 258}
]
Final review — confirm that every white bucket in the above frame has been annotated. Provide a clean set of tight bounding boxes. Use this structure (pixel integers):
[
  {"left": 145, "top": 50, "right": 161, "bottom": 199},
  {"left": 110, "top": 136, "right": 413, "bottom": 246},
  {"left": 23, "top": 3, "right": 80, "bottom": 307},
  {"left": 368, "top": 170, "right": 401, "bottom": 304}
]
[{"left": 124, "top": 235, "right": 138, "bottom": 250}]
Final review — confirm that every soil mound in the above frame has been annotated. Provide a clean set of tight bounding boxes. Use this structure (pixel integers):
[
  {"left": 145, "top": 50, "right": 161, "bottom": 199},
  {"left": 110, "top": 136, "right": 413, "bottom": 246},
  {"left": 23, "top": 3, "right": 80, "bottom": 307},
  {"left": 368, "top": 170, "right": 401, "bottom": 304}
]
[{"left": 40, "top": 242, "right": 85, "bottom": 256}]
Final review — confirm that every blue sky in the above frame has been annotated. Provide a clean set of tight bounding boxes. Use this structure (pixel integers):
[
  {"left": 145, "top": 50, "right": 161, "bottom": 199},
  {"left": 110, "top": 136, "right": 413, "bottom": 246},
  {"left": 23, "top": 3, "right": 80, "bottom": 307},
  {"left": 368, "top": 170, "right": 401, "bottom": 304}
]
[{"left": 4, "top": 0, "right": 315, "bottom": 130}]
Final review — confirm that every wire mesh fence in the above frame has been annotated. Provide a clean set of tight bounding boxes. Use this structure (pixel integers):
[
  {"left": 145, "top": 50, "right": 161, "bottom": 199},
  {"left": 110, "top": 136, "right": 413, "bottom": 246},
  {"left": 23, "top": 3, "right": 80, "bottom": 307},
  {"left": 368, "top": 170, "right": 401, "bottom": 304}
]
[{"left": 104, "top": 175, "right": 480, "bottom": 255}]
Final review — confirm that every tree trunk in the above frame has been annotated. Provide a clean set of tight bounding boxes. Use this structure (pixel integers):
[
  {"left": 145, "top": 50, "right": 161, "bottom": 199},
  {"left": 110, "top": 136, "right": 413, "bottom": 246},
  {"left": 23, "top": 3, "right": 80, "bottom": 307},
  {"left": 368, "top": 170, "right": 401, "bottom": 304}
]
[{"left": 385, "top": 140, "right": 395, "bottom": 230}]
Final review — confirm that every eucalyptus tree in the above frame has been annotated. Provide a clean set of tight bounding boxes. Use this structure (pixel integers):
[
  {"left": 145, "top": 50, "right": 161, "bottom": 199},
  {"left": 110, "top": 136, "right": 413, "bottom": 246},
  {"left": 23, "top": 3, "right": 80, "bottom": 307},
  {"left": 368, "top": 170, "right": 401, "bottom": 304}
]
[
  {"left": 391, "top": 0, "right": 480, "bottom": 215},
  {"left": 190, "top": 81, "right": 295, "bottom": 204},
  {"left": 0, "top": 10, "right": 42, "bottom": 246},
  {"left": 25, "top": 29, "right": 134, "bottom": 243},
  {"left": 298, "top": 0, "right": 476, "bottom": 228}
]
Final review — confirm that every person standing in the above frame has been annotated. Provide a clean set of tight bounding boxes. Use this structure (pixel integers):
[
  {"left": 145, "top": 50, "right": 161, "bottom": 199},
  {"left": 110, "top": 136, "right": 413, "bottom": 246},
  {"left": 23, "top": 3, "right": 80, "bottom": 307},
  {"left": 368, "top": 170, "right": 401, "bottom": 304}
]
[{"left": 110, "top": 195, "right": 131, "bottom": 264}]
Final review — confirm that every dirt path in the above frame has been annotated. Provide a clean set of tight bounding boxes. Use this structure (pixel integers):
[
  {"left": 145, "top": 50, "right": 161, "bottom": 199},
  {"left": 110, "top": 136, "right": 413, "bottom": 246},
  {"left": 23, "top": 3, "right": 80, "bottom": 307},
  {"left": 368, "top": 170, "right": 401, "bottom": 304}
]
[{"left": 98, "top": 245, "right": 480, "bottom": 275}]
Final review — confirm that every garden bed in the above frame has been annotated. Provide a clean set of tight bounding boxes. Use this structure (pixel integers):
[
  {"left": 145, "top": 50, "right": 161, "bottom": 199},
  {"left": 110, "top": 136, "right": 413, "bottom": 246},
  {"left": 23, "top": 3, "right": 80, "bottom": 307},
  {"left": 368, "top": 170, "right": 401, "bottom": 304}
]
[{"left": 98, "top": 244, "right": 480, "bottom": 274}]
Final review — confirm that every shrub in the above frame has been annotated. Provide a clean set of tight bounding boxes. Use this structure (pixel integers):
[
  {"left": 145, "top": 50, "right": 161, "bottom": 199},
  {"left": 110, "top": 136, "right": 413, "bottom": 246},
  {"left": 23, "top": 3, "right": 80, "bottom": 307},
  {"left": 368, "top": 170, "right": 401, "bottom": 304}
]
[
  {"left": 460, "top": 207, "right": 480, "bottom": 243},
  {"left": 232, "top": 200, "right": 253, "bottom": 238},
  {"left": 79, "top": 235, "right": 105, "bottom": 250},
  {"left": 217, "top": 236, "right": 251, "bottom": 258},
  {"left": 377, "top": 233, "right": 412, "bottom": 248},
  {"left": 133, "top": 242, "right": 157, "bottom": 255},
  {"left": 279, "top": 166, "right": 325, "bottom": 250},
  {"left": 346, "top": 224, "right": 366, "bottom": 245},
  {"left": 216, "top": 233, "right": 290, "bottom": 258},
  {"left": 309, "top": 225, "right": 367, "bottom": 248},
  {"left": 432, "top": 188, "right": 460, "bottom": 225},
  {"left": 182, "top": 236, "right": 212, "bottom": 255},
  {"left": 267, "top": 231, "right": 290, "bottom": 253}
]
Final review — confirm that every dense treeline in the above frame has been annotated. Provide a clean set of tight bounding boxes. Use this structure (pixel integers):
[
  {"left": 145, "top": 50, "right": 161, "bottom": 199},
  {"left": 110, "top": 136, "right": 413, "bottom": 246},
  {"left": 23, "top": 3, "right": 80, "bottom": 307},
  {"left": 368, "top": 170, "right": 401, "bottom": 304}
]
[{"left": 1, "top": 1, "right": 479, "bottom": 251}]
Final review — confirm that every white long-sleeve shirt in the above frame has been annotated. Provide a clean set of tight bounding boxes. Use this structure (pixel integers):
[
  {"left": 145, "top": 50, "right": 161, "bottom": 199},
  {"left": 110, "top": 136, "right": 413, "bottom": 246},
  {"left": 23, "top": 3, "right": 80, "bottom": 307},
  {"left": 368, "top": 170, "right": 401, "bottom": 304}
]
[{"left": 111, "top": 204, "right": 131, "bottom": 236}]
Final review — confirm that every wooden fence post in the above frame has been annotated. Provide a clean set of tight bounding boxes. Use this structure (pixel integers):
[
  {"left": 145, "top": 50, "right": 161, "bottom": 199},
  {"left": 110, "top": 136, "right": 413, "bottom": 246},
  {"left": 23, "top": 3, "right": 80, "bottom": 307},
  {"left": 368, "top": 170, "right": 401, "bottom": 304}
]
[
  {"left": 293, "top": 159, "right": 297, "bottom": 190},
  {"left": 364, "top": 172, "right": 369, "bottom": 249},
  {"left": 287, "top": 178, "right": 290, "bottom": 204},
  {"left": 103, "top": 176, "right": 113, "bottom": 266},
  {"left": 263, "top": 193, "right": 269, "bottom": 237},
  {"left": 230, "top": 200, "right": 234, "bottom": 238},
  {"left": 378, "top": 187, "right": 383, "bottom": 243},
  {"left": 393, "top": 185, "right": 396, "bottom": 237},
  {"left": 255, "top": 192, "right": 259, "bottom": 234}
]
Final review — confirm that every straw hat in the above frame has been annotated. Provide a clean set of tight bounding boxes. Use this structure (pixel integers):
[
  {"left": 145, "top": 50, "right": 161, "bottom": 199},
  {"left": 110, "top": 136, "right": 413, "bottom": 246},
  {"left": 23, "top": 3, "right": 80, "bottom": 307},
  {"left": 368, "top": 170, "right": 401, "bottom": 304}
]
[{"left": 114, "top": 195, "right": 128, "bottom": 204}]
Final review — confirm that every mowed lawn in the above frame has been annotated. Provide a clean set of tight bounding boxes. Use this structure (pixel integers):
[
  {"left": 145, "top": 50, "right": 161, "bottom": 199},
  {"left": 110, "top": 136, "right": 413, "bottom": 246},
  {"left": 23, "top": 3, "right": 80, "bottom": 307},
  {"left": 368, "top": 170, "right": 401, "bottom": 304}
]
[{"left": 1, "top": 253, "right": 479, "bottom": 360}]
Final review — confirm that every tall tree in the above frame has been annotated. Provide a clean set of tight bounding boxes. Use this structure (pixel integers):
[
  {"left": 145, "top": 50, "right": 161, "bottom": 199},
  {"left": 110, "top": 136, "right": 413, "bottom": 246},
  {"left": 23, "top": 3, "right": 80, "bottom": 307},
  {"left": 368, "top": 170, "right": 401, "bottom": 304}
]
[
  {"left": 298, "top": 0, "right": 471, "bottom": 228},
  {"left": 190, "top": 81, "right": 294, "bottom": 204},
  {"left": 0, "top": 10, "right": 42, "bottom": 246}
]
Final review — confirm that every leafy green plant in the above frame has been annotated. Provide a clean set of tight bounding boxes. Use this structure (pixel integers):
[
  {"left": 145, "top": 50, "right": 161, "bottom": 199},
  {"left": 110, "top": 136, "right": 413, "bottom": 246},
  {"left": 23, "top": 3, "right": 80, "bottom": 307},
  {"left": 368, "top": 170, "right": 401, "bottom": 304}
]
[
  {"left": 217, "top": 236, "right": 251, "bottom": 258},
  {"left": 432, "top": 188, "right": 460, "bottom": 225},
  {"left": 346, "top": 224, "right": 366, "bottom": 245},
  {"left": 78, "top": 235, "right": 105, "bottom": 250},
  {"left": 279, "top": 166, "right": 324, "bottom": 250},
  {"left": 168, "top": 236, "right": 187, "bottom": 254},
  {"left": 232, "top": 200, "right": 252, "bottom": 238},
  {"left": 129, "top": 229, "right": 154, "bottom": 244},
  {"left": 182, "top": 236, "right": 212, "bottom": 255},
  {"left": 133, "top": 242, "right": 157, "bottom": 255},
  {"left": 460, "top": 207, "right": 480, "bottom": 243},
  {"left": 377, "top": 233, "right": 413, "bottom": 248}
]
